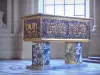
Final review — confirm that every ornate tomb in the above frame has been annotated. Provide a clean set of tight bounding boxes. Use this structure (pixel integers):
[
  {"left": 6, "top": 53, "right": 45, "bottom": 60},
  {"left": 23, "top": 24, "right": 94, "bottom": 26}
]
[{"left": 22, "top": 13, "right": 92, "bottom": 69}]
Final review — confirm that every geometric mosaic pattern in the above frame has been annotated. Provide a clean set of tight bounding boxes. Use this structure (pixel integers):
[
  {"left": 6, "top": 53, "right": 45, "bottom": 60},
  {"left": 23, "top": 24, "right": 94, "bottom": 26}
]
[{"left": 65, "top": 42, "right": 82, "bottom": 64}]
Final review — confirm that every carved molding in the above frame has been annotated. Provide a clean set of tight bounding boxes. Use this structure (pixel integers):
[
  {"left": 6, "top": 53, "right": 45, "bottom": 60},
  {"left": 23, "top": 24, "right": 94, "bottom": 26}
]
[
  {"left": 0, "top": 11, "right": 7, "bottom": 29},
  {"left": 0, "top": 0, "right": 12, "bottom": 34}
]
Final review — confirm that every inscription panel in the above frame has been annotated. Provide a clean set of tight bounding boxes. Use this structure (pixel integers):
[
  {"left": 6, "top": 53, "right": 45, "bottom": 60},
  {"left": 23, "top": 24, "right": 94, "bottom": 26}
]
[{"left": 23, "top": 17, "right": 41, "bottom": 41}]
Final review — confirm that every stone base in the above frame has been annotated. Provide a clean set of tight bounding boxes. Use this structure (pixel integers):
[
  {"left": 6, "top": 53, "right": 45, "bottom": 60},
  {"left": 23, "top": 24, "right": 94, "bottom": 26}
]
[
  {"left": 65, "top": 60, "right": 76, "bottom": 64},
  {"left": 26, "top": 65, "right": 43, "bottom": 70}
]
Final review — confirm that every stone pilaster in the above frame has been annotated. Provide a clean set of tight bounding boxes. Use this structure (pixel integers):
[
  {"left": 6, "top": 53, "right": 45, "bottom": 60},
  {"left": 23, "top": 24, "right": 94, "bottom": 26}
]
[{"left": 89, "top": 0, "right": 100, "bottom": 57}]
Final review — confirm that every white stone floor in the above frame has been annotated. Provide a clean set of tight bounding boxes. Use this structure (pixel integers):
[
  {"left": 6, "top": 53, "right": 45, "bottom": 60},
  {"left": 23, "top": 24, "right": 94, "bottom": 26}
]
[{"left": 0, "top": 59, "right": 100, "bottom": 75}]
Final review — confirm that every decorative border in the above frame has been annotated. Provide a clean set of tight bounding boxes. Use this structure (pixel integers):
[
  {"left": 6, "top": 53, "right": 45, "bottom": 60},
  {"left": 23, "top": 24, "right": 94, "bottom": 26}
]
[{"left": 23, "top": 16, "right": 42, "bottom": 41}]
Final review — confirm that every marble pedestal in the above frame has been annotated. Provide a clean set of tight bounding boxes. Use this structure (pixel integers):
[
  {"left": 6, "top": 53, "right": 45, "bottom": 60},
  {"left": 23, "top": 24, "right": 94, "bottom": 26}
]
[
  {"left": 27, "top": 42, "right": 50, "bottom": 70},
  {"left": 65, "top": 42, "right": 82, "bottom": 64}
]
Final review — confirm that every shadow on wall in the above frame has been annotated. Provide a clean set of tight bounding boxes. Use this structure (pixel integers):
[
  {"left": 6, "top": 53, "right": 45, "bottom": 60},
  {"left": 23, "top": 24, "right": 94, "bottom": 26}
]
[
  {"left": 82, "top": 42, "right": 90, "bottom": 58},
  {"left": 50, "top": 42, "right": 90, "bottom": 59},
  {"left": 50, "top": 41, "right": 65, "bottom": 59}
]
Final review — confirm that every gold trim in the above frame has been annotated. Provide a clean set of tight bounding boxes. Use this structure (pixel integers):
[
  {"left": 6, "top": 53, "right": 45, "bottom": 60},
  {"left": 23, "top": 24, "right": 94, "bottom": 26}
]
[
  {"left": 22, "top": 13, "right": 93, "bottom": 20},
  {"left": 43, "top": 16, "right": 90, "bottom": 22},
  {"left": 41, "top": 38, "right": 89, "bottom": 42},
  {"left": 23, "top": 16, "right": 42, "bottom": 20},
  {"left": 23, "top": 38, "right": 89, "bottom": 42},
  {"left": 24, "top": 38, "right": 41, "bottom": 42}
]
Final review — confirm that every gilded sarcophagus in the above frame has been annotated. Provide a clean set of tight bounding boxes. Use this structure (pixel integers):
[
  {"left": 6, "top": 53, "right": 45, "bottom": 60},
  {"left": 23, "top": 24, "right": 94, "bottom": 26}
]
[{"left": 22, "top": 13, "right": 91, "bottom": 42}]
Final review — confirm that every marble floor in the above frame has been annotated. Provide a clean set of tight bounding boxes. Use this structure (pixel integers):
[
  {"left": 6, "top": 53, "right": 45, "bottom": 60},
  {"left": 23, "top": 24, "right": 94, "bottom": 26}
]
[{"left": 0, "top": 59, "right": 100, "bottom": 75}]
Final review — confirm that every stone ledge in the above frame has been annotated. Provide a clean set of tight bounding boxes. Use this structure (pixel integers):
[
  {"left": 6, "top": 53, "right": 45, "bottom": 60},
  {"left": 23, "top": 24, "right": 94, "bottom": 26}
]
[
  {"left": 83, "top": 58, "right": 100, "bottom": 63},
  {"left": 0, "top": 34, "right": 22, "bottom": 38},
  {"left": 0, "top": 34, "right": 22, "bottom": 36},
  {"left": 88, "top": 56, "right": 100, "bottom": 60}
]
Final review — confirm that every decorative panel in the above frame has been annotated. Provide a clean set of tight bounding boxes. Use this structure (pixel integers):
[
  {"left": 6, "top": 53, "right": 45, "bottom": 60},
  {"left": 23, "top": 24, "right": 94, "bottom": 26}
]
[
  {"left": 42, "top": 18, "right": 69, "bottom": 38},
  {"left": 23, "top": 17, "right": 41, "bottom": 41},
  {"left": 22, "top": 13, "right": 91, "bottom": 42},
  {"left": 69, "top": 20, "right": 90, "bottom": 39}
]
